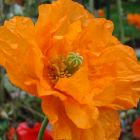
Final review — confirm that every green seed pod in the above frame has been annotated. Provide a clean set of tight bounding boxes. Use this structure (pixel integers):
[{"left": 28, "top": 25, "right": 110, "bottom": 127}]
[{"left": 66, "top": 52, "right": 83, "bottom": 68}]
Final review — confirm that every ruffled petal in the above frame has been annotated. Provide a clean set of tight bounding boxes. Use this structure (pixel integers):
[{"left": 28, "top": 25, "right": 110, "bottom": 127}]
[
  {"left": 79, "top": 18, "right": 120, "bottom": 54},
  {"left": 0, "top": 17, "right": 43, "bottom": 96},
  {"left": 41, "top": 95, "right": 80, "bottom": 140},
  {"left": 80, "top": 108, "right": 120, "bottom": 140},
  {"left": 42, "top": 20, "right": 82, "bottom": 61},
  {"left": 88, "top": 44, "right": 140, "bottom": 109},
  {"left": 42, "top": 95, "right": 120, "bottom": 140},
  {"left": 35, "top": 0, "right": 93, "bottom": 52},
  {"left": 63, "top": 98, "right": 98, "bottom": 129},
  {"left": 54, "top": 66, "right": 91, "bottom": 104},
  {"left": 91, "top": 77, "right": 116, "bottom": 107},
  {"left": 42, "top": 96, "right": 61, "bottom": 124}
]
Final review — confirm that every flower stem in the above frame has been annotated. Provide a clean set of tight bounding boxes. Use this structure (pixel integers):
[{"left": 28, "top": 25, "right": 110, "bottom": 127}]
[
  {"left": 106, "top": 0, "right": 111, "bottom": 19},
  {"left": 0, "top": 0, "right": 4, "bottom": 24},
  {"left": 117, "top": 0, "right": 125, "bottom": 42},
  {"left": 89, "top": 0, "right": 94, "bottom": 14},
  {"left": 38, "top": 117, "right": 49, "bottom": 140}
]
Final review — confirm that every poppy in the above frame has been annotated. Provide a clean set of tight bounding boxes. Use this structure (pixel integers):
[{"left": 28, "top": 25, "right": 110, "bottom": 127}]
[
  {"left": 0, "top": 0, "right": 140, "bottom": 139},
  {"left": 127, "top": 14, "right": 140, "bottom": 28},
  {"left": 98, "top": 9, "right": 105, "bottom": 17},
  {"left": 16, "top": 122, "right": 53, "bottom": 140}
]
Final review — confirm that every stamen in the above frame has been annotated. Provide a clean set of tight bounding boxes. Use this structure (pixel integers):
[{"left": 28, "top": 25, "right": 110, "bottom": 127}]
[{"left": 47, "top": 52, "right": 83, "bottom": 85}]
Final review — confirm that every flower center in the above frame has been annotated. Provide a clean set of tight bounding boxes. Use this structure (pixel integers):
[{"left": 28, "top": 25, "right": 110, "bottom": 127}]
[{"left": 47, "top": 52, "right": 83, "bottom": 84}]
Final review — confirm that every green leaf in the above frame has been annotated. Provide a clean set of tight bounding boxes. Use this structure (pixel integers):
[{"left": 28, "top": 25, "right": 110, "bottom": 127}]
[{"left": 0, "top": 119, "right": 9, "bottom": 134}]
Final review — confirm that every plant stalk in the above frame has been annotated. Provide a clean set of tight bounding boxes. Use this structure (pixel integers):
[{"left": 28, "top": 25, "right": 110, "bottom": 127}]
[
  {"left": 117, "top": 0, "right": 125, "bottom": 42},
  {"left": 89, "top": 0, "right": 94, "bottom": 14},
  {"left": 0, "top": 0, "right": 4, "bottom": 24},
  {"left": 106, "top": 0, "right": 111, "bottom": 19},
  {"left": 38, "top": 117, "right": 49, "bottom": 140}
]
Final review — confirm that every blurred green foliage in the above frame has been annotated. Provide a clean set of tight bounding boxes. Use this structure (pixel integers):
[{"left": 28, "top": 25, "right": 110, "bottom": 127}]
[{"left": 111, "top": 1, "right": 140, "bottom": 41}]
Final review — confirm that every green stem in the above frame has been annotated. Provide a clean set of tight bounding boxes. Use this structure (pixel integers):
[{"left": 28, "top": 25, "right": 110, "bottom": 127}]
[
  {"left": 106, "top": 0, "right": 111, "bottom": 19},
  {"left": 117, "top": 0, "right": 125, "bottom": 42},
  {"left": 0, "top": 0, "right": 4, "bottom": 24},
  {"left": 19, "top": 102, "right": 44, "bottom": 119},
  {"left": 38, "top": 117, "right": 49, "bottom": 140},
  {"left": 89, "top": 0, "right": 94, "bottom": 14}
]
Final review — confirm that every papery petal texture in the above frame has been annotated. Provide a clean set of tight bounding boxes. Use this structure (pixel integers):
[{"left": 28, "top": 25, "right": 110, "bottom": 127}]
[
  {"left": 0, "top": 17, "right": 44, "bottom": 96},
  {"left": 42, "top": 96, "right": 120, "bottom": 140}
]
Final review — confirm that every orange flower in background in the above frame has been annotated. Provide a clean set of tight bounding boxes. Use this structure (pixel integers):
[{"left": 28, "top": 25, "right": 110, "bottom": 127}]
[
  {"left": 127, "top": 13, "right": 140, "bottom": 28},
  {"left": 0, "top": 0, "right": 140, "bottom": 139},
  {"left": 98, "top": 9, "right": 105, "bottom": 17}
]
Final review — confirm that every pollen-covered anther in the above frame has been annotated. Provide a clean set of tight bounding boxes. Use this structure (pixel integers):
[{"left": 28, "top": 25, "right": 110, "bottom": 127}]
[{"left": 47, "top": 52, "right": 83, "bottom": 84}]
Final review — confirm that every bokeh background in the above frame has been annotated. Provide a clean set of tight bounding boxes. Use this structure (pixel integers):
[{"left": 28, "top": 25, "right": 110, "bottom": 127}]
[{"left": 0, "top": 0, "right": 140, "bottom": 140}]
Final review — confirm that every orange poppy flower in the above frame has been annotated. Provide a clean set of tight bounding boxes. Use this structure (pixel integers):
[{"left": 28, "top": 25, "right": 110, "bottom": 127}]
[
  {"left": 127, "top": 14, "right": 140, "bottom": 28},
  {"left": 0, "top": 0, "right": 140, "bottom": 139},
  {"left": 98, "top": 9, "right": 105, "bottom": 17}
]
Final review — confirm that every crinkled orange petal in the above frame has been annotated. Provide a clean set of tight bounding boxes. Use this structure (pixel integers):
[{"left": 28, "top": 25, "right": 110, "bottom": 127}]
[
  {"left": 81, "top": 109, "right": 120, "bottom": 140},
  {"left": 88, "top": 44, "right": 140, "bottom": 109},
  {"left": 63, "top": 98, "right": 99, "bottom": 129},
  {"left": 91, "top": 77, "right": 116, "bottom": 106},
  {"left": 41, "top": 95, "right": 80, "bottom": 140},
  {"left": 111, "top": 78, "right": 140, "bottom": 110},
  {"left": 54, "top": 66, "right": 91, "bottom": 104},
  {"left": 0, "top": 17, "right": 43, "bottom": 96},
  {"left": 42, "top": 95, "right": 98, "bottom": 129},
  {"left": 42, "top": 96, "right": 60, "bottom": 124},
  {"left": 42, "top": 20, "right": 82, "bottom": 61},
  {"left": 42, "top": 95, "right": 120, "bottom": 140},
  {"left": 64, "top": 20, "right": 82, "bottom": 43},
  {"left": 96, "top": 108, "right": 120, "bottom": 140},
  {"left": 79, "top": 18, "right": 119, "bottom": 54},
  {"left": 35, "top": 0, "right": 93, "bottom": 52}
]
